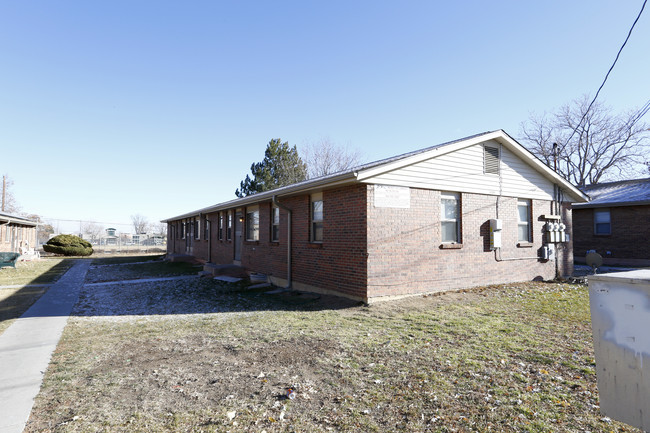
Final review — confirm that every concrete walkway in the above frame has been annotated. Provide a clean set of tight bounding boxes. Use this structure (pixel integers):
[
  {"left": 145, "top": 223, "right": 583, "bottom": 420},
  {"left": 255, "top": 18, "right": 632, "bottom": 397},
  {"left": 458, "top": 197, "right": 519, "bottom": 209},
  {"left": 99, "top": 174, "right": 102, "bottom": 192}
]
[{"left": 0, "top": 260, "right": 90, "bottom": 433}]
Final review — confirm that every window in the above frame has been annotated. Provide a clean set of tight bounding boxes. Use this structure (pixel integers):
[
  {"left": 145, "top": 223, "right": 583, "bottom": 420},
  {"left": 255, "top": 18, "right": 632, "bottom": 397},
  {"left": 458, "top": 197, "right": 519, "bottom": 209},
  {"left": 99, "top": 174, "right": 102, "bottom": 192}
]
[
  {"left": 517, "top": 199, "right": 531, "bottom": 242},
  {"left": 246, "top": 207, "right": 259, "bottom": 241},
  {"left": 311, "top": 193, "right": 323, "bottom": 242},
  {"left": 594, "top": 209, "right": 611, "bottom": 235},
  {"left": 484, "top": 145, "right": 500, "bottom": 175},
  {"left": 181, "top": 222, "right": 186, "bottom": 239},
  {"left": 227, "top": 212, "right": 232, "bottom": 240},
  {"left": 204, "top": 217, "right": 210, "bottom": 240},
  {"left": 194, "top": 218, "right": 200, "bottom": 240},
  {"left": 218, "top": 213, "right": 224, "bottom": 240},
  {"left": 441, "top": 192, "right": 460, "bottom": 243},
  {"left": 271, "top": 206, "right": 280, "bottom": 242}
]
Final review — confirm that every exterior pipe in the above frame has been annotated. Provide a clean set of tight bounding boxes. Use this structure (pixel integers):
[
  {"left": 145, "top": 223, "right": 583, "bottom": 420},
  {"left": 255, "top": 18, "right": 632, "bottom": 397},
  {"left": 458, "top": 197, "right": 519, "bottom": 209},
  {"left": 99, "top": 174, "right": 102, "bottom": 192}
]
[
  {"left": 494, "top": 248, "right": 539, "bottom": 262},
  {"left": 272, "top": 195, "right": 292, "bottom": 289}
]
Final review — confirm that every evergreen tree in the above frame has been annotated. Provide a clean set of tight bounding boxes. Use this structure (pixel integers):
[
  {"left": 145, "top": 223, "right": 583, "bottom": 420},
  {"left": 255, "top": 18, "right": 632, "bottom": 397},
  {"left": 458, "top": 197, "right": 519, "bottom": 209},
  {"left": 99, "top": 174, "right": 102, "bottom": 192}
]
[{"left": 235, "top": 138, "right": 308, "bottom": 197}]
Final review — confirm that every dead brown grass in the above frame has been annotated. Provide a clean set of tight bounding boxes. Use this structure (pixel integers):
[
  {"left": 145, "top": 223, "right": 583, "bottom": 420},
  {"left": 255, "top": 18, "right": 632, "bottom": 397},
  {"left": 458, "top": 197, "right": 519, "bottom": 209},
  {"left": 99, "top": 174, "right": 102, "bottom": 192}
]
[{"left": 23, "top": 262, "right": 639, "bottom": 432}]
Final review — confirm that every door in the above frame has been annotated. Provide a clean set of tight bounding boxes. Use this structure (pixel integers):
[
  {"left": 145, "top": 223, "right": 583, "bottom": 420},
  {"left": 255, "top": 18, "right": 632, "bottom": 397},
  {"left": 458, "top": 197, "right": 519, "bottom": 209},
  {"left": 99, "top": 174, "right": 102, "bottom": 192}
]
[{"left": 234, "top": 210, "right": 243, "bottom": 261}]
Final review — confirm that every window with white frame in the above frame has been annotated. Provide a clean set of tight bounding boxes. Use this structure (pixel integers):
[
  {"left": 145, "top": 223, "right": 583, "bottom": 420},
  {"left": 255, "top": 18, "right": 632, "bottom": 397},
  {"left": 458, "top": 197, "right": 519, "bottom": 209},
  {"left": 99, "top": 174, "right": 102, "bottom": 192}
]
[
  {"left": 517, "top": 199, "right": 531, "bottom": 242},
  {"left": 227, "top": 212, "right": 232, "bottom": 240},
  {"left": 311, "top": 192, "right": 323, "bottom": 242},
  {"left": 218, "top": 213, "right": 224, "bottom": 240},
  {"left": 204, "top": 216, "right": 210, "bottom": 240},
  {"left": 181, "top": 222, "right": 186, "bottom": 239},
  {"left": 194, "top": 218, "right": 200, "bottom": 240},
  {"left": 271, "top": 206, "right": 280, "bottom": 242},
  {"left": 441, "top": 192, "right": 460, "bottom": 243},
  {"left": 246, "top": 207, "right": 259, "bottom": 241},
  {"left": 594, "top": 209, "right": 611, "bottom": 235}
]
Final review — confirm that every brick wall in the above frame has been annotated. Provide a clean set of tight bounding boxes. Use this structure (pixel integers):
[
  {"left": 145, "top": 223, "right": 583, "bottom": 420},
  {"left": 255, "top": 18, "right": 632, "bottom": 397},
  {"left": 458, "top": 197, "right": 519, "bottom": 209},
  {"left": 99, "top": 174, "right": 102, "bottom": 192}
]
[
  {"left": 166, "top": 185, "right": 574, "bottom": 302},
  {"left": 366, "top": 188, "right": 569, "bottom": 299},
  {"left": 573, "top": 205, "right": 650, "bottom": 265},
  {"left": 165, "top": 184, "right": 369, "bottom": 300},
  {"left": 282, "top": 184, "right": 368, "bottom": 300},
  {"left": 0, "top": 224, "right": 37, "bottom": 253}
]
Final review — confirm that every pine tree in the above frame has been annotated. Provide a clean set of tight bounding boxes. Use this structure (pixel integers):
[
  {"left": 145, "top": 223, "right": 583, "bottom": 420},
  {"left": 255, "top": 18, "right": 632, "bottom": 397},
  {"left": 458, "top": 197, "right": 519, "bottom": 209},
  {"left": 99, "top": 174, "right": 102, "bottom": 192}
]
[{"left": 235, "top": 139, "right": 308, "bottom": 197}]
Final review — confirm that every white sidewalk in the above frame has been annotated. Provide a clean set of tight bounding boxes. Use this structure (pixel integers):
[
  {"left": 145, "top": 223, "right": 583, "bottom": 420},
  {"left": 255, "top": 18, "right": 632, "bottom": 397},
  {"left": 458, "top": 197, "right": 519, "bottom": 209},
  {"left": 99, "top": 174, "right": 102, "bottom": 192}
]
[{"left": 0, "top": 260, "right": 90, "bottom": 433}]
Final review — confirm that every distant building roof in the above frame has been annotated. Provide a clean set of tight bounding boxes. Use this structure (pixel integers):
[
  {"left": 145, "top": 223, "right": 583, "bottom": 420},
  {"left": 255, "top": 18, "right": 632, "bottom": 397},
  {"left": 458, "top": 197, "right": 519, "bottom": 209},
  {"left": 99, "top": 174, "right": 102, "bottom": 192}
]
[{"left": 574, "top": 178, "right": 650, "bottom": 208}]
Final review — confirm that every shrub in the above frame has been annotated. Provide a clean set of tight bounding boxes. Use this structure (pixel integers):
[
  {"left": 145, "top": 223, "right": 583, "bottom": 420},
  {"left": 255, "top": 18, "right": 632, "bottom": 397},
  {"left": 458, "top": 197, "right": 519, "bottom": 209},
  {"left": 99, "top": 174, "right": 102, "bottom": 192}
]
[{"left": 43, "top": 234, "right": 93, "bottom": 257}]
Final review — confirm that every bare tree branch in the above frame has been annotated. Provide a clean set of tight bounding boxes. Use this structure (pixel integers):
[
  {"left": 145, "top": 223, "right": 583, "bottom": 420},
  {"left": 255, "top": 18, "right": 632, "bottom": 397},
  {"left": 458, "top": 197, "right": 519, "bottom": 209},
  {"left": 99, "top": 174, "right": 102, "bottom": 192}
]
[
  {"left": 131, "top": 214, "right": 150, "bottom": 234},
  {"left": 519, "top": 96, "right": 650, "bottom": 187},
  {"left": 302, "top": 138, "right": 364, "bottom": 179}
]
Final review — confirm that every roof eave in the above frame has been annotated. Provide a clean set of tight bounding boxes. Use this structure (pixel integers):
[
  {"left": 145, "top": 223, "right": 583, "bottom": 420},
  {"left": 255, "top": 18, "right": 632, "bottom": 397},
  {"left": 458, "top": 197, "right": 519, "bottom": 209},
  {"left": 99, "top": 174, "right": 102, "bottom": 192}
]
[
  {"left": 573, "top": 200, "right": 650, "bottom": 209},
  {"left": 161, "top": 171, "right": 358, "bottom": 223}
]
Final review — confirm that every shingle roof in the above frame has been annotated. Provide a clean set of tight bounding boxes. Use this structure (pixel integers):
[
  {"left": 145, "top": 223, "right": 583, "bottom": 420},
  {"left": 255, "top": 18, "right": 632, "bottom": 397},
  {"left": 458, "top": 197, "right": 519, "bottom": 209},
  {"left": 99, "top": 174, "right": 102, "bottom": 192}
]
[{"left": 574, "top": 178, "right": 650, "bottom": 208}]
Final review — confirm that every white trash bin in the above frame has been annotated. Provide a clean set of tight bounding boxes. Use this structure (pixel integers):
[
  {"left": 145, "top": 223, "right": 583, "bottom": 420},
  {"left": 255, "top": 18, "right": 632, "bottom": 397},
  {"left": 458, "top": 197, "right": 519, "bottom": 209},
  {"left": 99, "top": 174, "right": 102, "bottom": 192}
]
[{"left": 588, "top": 270, "right": 650, "bottom": 431}]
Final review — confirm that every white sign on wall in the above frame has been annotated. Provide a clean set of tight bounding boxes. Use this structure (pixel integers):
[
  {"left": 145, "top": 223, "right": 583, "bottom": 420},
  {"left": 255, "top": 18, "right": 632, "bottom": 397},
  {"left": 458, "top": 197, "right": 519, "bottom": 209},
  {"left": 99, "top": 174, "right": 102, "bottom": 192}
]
[{"left": 374, "top": 185, "right": 411, "bottom": 208}]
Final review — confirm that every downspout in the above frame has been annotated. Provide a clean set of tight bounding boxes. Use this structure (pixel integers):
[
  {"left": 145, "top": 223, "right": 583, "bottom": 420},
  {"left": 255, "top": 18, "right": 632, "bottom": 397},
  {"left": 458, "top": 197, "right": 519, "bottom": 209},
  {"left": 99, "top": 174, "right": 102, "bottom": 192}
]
[
  {"left": 272, "top": 195, "right": 292, "bottom": 289},
  {"left": 207, "top": 217, "right": 212, "bottom": 263}
]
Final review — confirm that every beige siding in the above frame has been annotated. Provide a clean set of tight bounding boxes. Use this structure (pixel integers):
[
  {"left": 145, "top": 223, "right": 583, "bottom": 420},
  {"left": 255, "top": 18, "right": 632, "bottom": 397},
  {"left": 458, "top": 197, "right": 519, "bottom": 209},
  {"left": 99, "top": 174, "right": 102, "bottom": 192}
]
[{"left": 363, "top": 140, "right": 555, "bottom": 200}]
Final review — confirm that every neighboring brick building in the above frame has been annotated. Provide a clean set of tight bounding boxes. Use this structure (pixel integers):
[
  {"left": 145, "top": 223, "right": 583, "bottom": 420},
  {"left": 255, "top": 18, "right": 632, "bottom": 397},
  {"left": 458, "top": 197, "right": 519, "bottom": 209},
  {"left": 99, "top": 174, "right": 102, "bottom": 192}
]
[
  {"left": 163, "top": 130, "right": 587, "bottom": 302},
  {"left": 0, "top": 211, "right": 38, "bottom": 253},
  {"left": 573, "top": 178, "right": 650, "bottom": 267}
]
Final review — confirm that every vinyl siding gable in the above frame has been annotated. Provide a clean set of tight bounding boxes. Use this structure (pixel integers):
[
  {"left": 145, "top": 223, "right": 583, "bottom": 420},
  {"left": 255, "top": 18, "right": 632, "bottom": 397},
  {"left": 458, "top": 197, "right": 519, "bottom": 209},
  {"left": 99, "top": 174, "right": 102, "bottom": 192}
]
[{"left": 361, "top": 140, "right": 554, "bottom": 200}]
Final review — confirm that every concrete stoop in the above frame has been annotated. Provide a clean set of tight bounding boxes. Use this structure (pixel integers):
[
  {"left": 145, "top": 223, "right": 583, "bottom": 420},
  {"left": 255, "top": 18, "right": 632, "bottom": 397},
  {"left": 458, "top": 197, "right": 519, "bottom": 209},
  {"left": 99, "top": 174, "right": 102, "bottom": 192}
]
[{"left": 202, "top": 263, "right": 249, "bottom": 279}]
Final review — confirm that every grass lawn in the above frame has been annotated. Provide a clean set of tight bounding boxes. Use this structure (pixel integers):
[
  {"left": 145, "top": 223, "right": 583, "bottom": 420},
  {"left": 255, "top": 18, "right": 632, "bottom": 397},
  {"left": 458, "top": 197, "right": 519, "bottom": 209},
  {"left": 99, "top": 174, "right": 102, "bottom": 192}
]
[
  {"left": 23, "top": 261, "right": 639, "bottom": 432},
  {"left": 0, "top": 258, "right": 74, "bottom": 335}
]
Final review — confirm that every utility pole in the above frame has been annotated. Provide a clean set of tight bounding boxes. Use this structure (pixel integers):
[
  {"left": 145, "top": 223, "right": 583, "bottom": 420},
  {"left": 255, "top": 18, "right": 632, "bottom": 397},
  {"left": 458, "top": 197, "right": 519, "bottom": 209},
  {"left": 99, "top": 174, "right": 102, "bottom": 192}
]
[{"left": 2, "top": 175, "right": 5, "bottom": 212}]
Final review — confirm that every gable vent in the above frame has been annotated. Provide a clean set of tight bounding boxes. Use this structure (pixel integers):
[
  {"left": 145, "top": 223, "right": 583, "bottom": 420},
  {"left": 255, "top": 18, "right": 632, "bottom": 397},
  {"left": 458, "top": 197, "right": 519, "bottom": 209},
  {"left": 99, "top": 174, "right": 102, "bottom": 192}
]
[{"left": 484, "top": 145, "right": 500, "bottom": 175}]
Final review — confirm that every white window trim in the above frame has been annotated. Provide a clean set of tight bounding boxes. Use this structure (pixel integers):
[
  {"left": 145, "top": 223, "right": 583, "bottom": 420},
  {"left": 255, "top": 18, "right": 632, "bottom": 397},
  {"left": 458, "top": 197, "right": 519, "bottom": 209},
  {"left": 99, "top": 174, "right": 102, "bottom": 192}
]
[
  {"left": 271, "top": 206, "right": 280, "bottom": 242},
  {"left": 441, "top": 192, "right": 460, "bottom": 244},
  {"left": 311, "top": 192, "right": 323, "bottom": 243},
  {"left": 517, "top": 199, "right": 532, "bottom": 243},
  {"left": 227, "top": 212, "right": 232, "bottom": 241},
  {"left": 246, "top": 206, "right": 260, "bottom": 241}
]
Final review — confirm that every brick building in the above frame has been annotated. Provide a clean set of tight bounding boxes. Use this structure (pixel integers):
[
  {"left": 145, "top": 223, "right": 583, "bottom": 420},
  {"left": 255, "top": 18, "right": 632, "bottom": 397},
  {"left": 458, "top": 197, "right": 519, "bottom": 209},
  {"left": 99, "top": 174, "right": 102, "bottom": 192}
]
[
  {"left": 0, "top": 211, "right": 38, "bottom": 253},
  {"left": 163, "top": 130, "right": 587, "bottom": 302},
  {"left": 573, "top": 178, "right": 650, "bottom": 267}
]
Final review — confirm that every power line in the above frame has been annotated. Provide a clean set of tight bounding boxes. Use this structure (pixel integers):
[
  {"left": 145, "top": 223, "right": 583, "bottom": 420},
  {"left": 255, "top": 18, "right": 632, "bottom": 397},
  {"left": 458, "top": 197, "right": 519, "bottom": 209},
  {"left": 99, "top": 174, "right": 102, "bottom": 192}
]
[
  {"left": 42, "top": 217, "right": 132, "bottom": 227},
  {"left": 564, "top": 0, "right": 648, "bottom": 146}
]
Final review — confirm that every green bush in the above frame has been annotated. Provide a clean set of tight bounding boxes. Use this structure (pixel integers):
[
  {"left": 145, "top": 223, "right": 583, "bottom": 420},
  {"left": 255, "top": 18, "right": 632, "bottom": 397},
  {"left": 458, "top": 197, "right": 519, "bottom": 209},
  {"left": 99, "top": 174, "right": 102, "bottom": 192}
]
[{"left": 43, "top": 234, "right": 93, "bottom": 257}]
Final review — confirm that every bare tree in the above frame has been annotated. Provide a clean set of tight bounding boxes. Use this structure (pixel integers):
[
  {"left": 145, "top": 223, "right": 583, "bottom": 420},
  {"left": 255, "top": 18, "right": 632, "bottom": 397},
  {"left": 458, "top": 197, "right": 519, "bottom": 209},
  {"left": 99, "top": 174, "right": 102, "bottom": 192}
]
[
  {"left": 302, "top": 138, "right": 364, "bottom": 179},
  {"left": 23, "top": 213, "right": 54, "bottom": 244},
  {"left": 1, "top": 174, "right": 21, "bottom": 214},
  {"left": 154, "top": 222, "right": 168, "bottom": 237},
  {"left": 131, "top": 214, "right": 150, "bottom": 234},
  {"left": 520, "top": 96, "right": 650, "bottom": 187},
  {"left": 81, "top": 222, "right": 104, "bottom": 243}
]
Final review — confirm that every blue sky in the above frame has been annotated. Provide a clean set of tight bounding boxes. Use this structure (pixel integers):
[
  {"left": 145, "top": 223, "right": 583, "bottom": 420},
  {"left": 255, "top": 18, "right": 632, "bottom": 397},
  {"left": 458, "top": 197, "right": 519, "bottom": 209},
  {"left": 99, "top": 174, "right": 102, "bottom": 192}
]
[{"left": 1, "top": 1, "right": 648, "bottom": 234}]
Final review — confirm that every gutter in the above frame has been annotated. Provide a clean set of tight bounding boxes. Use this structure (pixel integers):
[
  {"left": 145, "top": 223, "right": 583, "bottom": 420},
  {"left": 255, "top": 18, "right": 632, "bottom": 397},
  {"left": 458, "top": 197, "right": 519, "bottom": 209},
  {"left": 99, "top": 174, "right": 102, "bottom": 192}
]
[{"left": 272, "top": 195, "right": 292, "bottom": 289}]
